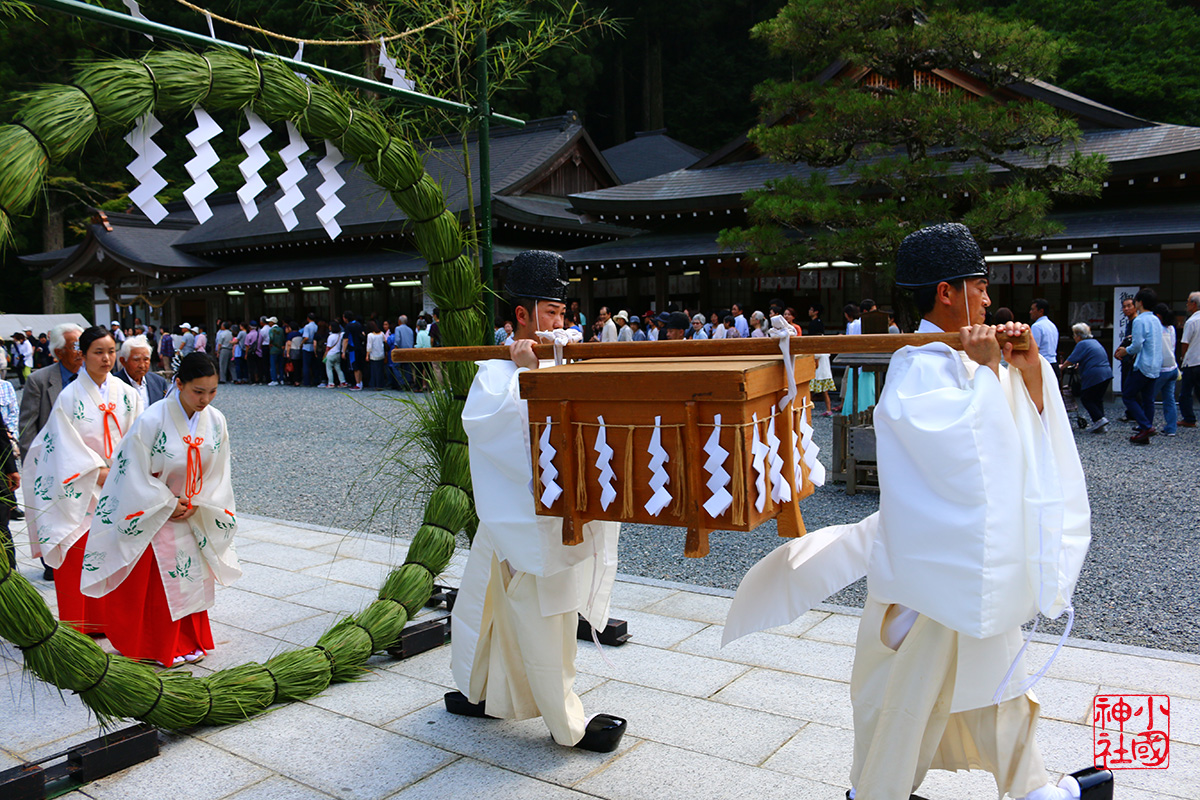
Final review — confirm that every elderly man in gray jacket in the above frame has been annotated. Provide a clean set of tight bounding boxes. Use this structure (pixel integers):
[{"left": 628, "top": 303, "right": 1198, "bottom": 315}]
[{"left": 18, "top": 322, "right": 83, "bottom": 457}]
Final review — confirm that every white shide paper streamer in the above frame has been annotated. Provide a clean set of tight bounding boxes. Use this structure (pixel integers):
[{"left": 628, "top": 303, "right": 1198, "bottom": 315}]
[
  {"left": 237, "top": 110, "right": 271, "bottom": 221},
  {"left": 702, "top": 413, "right": 733, "bottom": 518},
  {"left": 183, "top": 108, "right": 222, "bottom": 223},
  {"left": 594, "top": 415, "right": 617, "bottom": 511},
  {"left": 796, "top": 404, "right": 826, "bottom": 487},
  {"left": 538, "top": 416, "right": 562, "bottom": 508},
  {"left": 767, "top": 414, "right": 791, "bottom": 504},
  {"left": 379, "top": 38, "right": 417, "bottom": 91},
  {"left": 274, "top": 121, "right": 308, "bottom": 231},
  {"left": 750, "top": 412, "right": 769, "bottom": 513},
  {"left": 315, "top": 141, "right": 346, "bottom": 240},
  {"left": 644, "top": 415, "right": 672, "bottom": 516},
  {"left": 122, "top": 0, "right": 153, "bottom": 40},
  {"left": 123, "top": 113, "right": 168, "bottom": 224}
]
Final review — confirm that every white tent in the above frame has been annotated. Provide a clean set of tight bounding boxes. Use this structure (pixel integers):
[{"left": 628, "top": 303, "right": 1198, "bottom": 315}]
[{"left": 0, "top": 313, "right": 92, "bottom": 340}]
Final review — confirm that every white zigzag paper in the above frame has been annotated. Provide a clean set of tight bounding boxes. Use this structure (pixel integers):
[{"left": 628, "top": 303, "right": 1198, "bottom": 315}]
[
  {"left": 379, "top": 38, "right": 417, "bottom": 91},
  {"left": 274, "top": 121, "right": 308, "bottom": 231},
  {"left": 237, "top": 110, "right": 271, "bottom": 221},
  {"left": 702, "top": 413, "right": 733, "bottom": 518},
  {"left": 538, "top": 416, "right": 562, "bottom": 508},
  {"left": 122, "top": 0, "right": 153, "bottom": 40},
  {"left": 750, "top": 413, "right": 769, "bottom": 513},
  {"left": 797, "top": 405, "right": 826, "bottom": 487},
  {"left": 315, "top": 141, "right": 346, "bottom": 240},
  {"left": 644, "top": 415, "right": 672, "bottom": 516},
  {"left": 183, "top": 108, "right": 222, "bottom": 223},
  {"left": 124, "top": 114, "right": 168, "bottom": 224},
  {"left": 767, "top": 414, "right": 791, "bottom": 504},
  {"left": 594, "top": 415, "right": 617, "bottom": 511}
]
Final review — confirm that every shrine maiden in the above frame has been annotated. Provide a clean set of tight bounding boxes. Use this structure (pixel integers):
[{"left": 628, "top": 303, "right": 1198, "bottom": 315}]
[
  {"left": 24, "top": 326, "right": 143, "bottom": 635},
  {"left": 81, "top": 353, "right": 240, "bottom": 667},
  {"left": 725, "top": 224, "right": 1111, "bottom": 800},
  {"left": 448, "top": 250, "right": 626, "bottom": 753}
]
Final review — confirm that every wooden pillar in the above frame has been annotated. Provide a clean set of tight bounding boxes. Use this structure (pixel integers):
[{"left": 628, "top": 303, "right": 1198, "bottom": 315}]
[
  {"left": 579, "top": 274, "right": 594, "bottom": 320},
  {"left": 655, "top": 265, "right": 669, "bottom": 312}
]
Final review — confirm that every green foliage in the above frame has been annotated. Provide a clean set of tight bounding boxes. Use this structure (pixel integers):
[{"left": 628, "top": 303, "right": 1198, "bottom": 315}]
[
  {"left": 721, "top": 0, "right": 1109, "bottom": 278},
  {"left": 962, "top": 0, "right": 1200, "bottom": 126}
]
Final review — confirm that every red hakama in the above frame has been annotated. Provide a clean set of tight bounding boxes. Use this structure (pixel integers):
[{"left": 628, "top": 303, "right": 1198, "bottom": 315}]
[
  {"left": 56, "top": 533, "right": 106, "bottom": 636},
  {"left": 102, "top": 546, "right": 213, "bottom": 666}
]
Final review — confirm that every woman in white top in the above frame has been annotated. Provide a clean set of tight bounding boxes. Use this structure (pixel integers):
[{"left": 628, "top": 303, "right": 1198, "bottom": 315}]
[
  {"left": 1154, "top": 303, "right": 1179, "bottom": 435},
  {"left": 366, "top": 321, "right": 387, "bottom": 389},
  {"left": 82, "top": 353, "right": 239, "bottom": 666},
  {"left": 23, "top": 326, "right": 143, "bottom": 634},
  {"left": 324, "top": 322, "right": 347, "bottom": 387}
]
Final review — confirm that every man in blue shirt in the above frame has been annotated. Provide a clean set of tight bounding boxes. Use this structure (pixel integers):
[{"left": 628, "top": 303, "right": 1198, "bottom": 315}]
[
  {"left": 1029, "top": 298, "right": 1061, "bottom": 383},
  {"left": 1119, "top": 288, "right": 1163, "bottom": 443},
  {"left": 393, "top": 314, "right": 416, "bottom": 390},
  {"left": 301, "top": 313, "right": 319, "bottom": 387}
]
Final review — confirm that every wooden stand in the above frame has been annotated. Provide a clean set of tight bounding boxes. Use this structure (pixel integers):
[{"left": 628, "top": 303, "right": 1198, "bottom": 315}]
[{"left": 0, "top": 724, "right": 159, "bottom": 799}]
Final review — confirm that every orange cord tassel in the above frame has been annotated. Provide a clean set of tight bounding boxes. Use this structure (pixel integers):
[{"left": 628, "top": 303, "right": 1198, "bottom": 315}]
[
  {"left": 183, "top": 436, "right": 204, "bottom": 504},
  {"left": 98, "top": 403, "right": 121, "bottom": 459}
]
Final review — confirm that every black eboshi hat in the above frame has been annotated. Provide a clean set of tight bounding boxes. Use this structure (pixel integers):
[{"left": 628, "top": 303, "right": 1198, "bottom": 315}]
[
  {"left": 505, "top": 250, "right": 570, "bottom": 302},
  {"left": 895, "top": 223, "right": 988, "bottom": 288}
]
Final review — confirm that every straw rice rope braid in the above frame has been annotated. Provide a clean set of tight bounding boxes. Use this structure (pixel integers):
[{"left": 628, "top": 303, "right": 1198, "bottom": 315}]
[
  {"left": 13, "top": 123, "right": 51, "bottom": 162},
  {"left": 347, "top": 621, "right": 378, "bottom": 651},
  {"left": 138, "top": 61, "right": 159, "bottom": 104},
  {"left": 201, "top": 56, "right": 215, "bottom": 105},
  {"left": 69, "top": 83, "right": 101, "bottom": 117},
  {"left": 575, "top": 423, "right": 588, "bottom": 509},
  {"left": 0, "top": 561, "right": 13, "bottom": 588},
  {"left": 75, "top": 653, "right": 112, "bottom": 696},
  {"left": 263, "top": 665, "right": 281, "bottom": 705},
  {"left": 16, "top": 621, "right": 59, "bottom": 652},
  {"left": 172, "top": 0, "right": 453, "bottom": 46},
  {"left": 141, "top": 675, "right": 167, "bottom": 719},
  {"left": 410, "top": 210, "right": 445, "bottom": 226},
  {"left": 336, "top": 108, "right": 355, "bottom": 141}
]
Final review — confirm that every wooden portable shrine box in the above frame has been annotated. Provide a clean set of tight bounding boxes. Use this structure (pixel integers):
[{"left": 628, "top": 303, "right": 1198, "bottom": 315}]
[{"left": 520, "top": 355, "right": 817, "bottom": 558}]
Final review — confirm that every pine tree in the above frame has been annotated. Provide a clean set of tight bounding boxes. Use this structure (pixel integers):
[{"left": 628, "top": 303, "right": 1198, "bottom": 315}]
[{"left": 720, "top": 0, "right": 1109, "bottom": 284}]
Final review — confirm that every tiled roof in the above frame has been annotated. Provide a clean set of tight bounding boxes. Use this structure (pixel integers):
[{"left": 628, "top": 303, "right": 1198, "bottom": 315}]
[
  {"left": 601, "top": 131, "right": 706, "bottom": 184},
  {"left": 560, "top": 203, "right": 1200, "bottom": 264},
  {"left": 570, "top": 125, "right": 1200, "bottom": 215}
]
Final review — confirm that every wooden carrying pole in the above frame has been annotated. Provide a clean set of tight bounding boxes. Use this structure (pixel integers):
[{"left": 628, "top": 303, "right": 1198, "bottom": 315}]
[{"left": 392, "top": 330, "right": 1030, "bottom": 363}]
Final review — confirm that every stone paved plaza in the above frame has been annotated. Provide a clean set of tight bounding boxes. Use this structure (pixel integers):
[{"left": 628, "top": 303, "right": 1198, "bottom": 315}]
[{"left": 2, "top": 514, "right": 1198, "bottom": 799}]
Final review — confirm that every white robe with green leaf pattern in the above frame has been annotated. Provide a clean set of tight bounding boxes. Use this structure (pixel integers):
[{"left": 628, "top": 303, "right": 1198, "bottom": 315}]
[
  {"left": 23, "top": 374, "right": 143, "bottom": 567},
  {"left": 80, "top": 398, "right": 241, "bottom": 621}
]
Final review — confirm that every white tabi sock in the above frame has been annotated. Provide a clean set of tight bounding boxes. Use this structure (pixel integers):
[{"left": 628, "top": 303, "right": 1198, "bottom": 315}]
[{"left": 1020, "top": 777, "right": 1081, "bottom": 800}]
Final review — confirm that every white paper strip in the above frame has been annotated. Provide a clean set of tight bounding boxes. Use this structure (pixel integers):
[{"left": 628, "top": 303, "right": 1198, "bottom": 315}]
[
  {"left": 767, "top": 414, "right": 791, "bottom": 504},
  {"left": 274, "top": 121, "right": 308, "bottom": 231},
  {"left": 797, "top": 405, "right": 826, "bottom": 487},
  {"left": 122, "top": 0, "right": 153, "bottom": 40},
  {"left": 183, "top": 108, "right": 222, "bottom": 223},
  {"left": 123, "top": 114, "right": 168, "bottom": 224},
  {"left": 379, "top": 38, "right": 417, "bottom": 91},
  {"left": 237, "top": 110, "right": 271, "bottom": 221},
  {"left": 315, "top": 141, "right": 346, "bottom": 240},
  {"left": 594, "top": 415, "right": 617, "bottom": 511},
  {"left": 538, "top": 416, "right": 562, "bottom": 508},
  {"left": 702, "top": 414, "right": 733, "bottom": 518},
  {"left": 644, "top": 415, "right": 672, "bottom": 517},
  {"left": 750, "top": 413, "right": 769, "bottom": 513}
]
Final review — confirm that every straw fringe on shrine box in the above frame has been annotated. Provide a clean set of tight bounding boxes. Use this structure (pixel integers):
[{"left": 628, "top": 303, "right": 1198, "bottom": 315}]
[{"left": 520, "top": 355, "right": 820, "bottom": 558}]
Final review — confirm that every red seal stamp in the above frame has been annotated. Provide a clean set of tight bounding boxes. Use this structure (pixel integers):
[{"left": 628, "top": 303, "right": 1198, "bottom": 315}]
[{"left": 1093, "top": 694, "right": 1169, "bottom": 769}]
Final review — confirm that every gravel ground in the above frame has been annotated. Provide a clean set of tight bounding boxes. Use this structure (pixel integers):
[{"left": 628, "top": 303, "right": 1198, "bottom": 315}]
[{"left": 27, "top": 381, "right": 1194, "bottom": 654}]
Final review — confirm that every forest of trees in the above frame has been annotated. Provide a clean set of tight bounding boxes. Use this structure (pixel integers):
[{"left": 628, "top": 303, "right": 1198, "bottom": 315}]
[{"left": 1, "top": 0, "right": 1197, "bottom": 314}]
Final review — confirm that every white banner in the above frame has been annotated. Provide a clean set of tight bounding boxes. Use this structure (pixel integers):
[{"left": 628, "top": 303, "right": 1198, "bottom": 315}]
[{"left": 1113, "top": 285, "right": 1139, "bottom": 394}]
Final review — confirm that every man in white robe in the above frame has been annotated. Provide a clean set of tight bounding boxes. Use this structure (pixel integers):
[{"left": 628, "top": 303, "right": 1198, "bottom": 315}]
[
  {"left": 448, "top": 250, "right": 626, "bottom": 753},
  {"left": 725, "top": 224, "right": 1111, "bottom": 800}
]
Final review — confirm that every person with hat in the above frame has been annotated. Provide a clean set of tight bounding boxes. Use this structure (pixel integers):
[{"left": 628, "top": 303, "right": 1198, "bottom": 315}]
[
  {"left": 726, "top": 223, "right": 1108, "bottom": 800},
  {"left": 662, "top": 311, "right": 690, "bottom": 340},
  {"left": 614, "top": 310, "right": 632, "bottom": 342},
  {"left": 628, "top": 315, "right": 647, "bottom": 342},
  {"left": 178, "top": 323, "right": 196, "bottom": 358},
  {"left": 447, "top": 250, "right": 627, "bottom": 753},
  {"left": 109, "top": 320, "right": 127, "bottom": 344}
]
